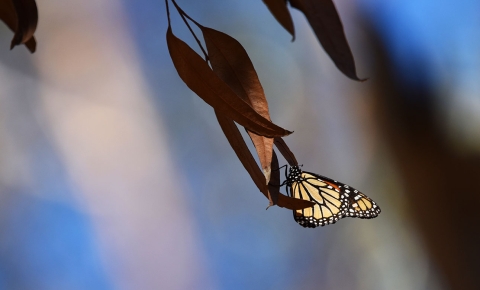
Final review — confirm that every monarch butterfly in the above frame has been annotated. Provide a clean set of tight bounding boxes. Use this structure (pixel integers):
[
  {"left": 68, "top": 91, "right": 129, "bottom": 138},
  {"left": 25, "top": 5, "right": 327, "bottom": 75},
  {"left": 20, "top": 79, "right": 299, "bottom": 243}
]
[{"left": 284, "top": 165, "right": 381, "bottom": 228}]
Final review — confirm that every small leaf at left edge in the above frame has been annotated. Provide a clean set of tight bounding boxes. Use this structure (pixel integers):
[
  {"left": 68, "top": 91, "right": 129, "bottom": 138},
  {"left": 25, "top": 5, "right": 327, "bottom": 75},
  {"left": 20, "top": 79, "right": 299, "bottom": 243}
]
[
  {"left": 216, "top": 112, "right": 314, "bottom": 210},
  {"left": 202, "top": 26, "right": 274, "bottom": 182},
  {"left": 0, "top": 0, "right": 37, "bottom": 52},
  {"left": 262, "top": 0, "right": 295, "bottom": 40}
]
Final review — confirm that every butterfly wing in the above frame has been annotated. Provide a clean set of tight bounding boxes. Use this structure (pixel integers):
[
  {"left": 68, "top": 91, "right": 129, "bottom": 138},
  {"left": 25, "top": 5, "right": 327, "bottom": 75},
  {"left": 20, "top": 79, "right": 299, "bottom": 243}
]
[
  {"left": 313, "top": 173, "right": 381, "bottom": 219},
  {"left": 288, "top": 172, "right": 349, "bottom": 228},
  {"left": 341, "top": 186, "right": 381, "bottom": 219}
]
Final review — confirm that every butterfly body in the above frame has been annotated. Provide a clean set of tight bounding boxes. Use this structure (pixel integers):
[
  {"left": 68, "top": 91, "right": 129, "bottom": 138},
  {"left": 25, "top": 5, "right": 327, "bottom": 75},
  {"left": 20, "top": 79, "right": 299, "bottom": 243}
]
[{"left": 285, "top": 166, "right": 381, "bottom": 228}]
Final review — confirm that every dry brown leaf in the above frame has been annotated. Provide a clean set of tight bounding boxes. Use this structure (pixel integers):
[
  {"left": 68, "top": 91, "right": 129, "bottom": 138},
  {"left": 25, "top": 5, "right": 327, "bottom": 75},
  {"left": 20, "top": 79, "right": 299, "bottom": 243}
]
[
  {"left": 167, "top": 27, "right": 292, "bottom": 138},
  {"left": 0, "top": 1, "right": 19, "bottom": 31},
  {"left": 267, "top": 150, "right": 281, "bottom": 206},
  {"left": 289, "top": 0, "right": 363, "bottom": 81},
  {"left": 274, "top": 137, "right": 298, "bottom": 166},
  {"left": 216, "top": 111, "right": 265, "bottom": 190},
  {"left": 202, "top": 26, "right": 274, "bottom": 182},
  {"left": 216, "top": 111, "right": 314, "bottom": 210},
  {"left": 277, "top": 193, "right": 314, "bottom": 210},
  {"left": 262, "top": 0, "right": 295, "bottom": 40},
  {"left": 0, "top": 0, "right": 37, "bottom": 52}
]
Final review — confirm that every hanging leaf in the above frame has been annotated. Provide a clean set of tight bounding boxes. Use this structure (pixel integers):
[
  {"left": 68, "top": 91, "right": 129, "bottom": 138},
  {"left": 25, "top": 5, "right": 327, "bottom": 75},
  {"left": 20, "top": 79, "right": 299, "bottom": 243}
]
[
  {"left": 278, "top": 191, "right": 314, "bottom": 210},
  {"left": 262, "top": 0, "right": 295, "bottom": 40},
  {"left": 216, "top": 111, "right": 264, "bottom": 191},
  {"left": 167, "top": 27, "right": 292, "bottom": 138},
  {"left": 251, "top": 133, "right": 273, "bottom": 183},
  {"left": 216, "top": 111, "right": 314, "bottom": 210},
  {"left": 289, "top": 0, "right": 363, "bottom": 81},
  {"left": 274, "top": 137, "right": 298, "bottom": 166},
  {"left": 0, "top": 0, "right": 37, "bottom": 52},
  {"left": 267, "top": 150, "right": 281, "bottom": 206},
  {"left": 201, "top": 26, "right": 274, "bottom": 182}
]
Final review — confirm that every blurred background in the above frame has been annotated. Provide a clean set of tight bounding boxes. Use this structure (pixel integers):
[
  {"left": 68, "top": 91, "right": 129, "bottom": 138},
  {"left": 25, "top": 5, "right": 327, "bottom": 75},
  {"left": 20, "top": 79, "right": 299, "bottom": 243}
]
[{"left": 0, "top": 0, "right": 479, "bottom": 289}]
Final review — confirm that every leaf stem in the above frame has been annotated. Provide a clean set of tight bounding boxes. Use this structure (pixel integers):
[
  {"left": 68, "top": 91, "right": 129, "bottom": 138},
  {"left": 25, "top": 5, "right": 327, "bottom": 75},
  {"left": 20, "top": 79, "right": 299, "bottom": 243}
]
[
  {"left": 174, "top": 3, "right": 202, "bottom": 27},
  {"left": 171, "top": 0, "right": 209, "bottom": 62}
]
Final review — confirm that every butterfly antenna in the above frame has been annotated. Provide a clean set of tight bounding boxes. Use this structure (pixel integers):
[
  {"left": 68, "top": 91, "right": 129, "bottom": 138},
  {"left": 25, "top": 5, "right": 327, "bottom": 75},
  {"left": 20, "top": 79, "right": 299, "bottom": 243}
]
[
  {"left": 273, "top": 164, "right": 287, "bottom": 172},
  {"left": 284, "top": 164, "right": 289, "bottom": 180}
]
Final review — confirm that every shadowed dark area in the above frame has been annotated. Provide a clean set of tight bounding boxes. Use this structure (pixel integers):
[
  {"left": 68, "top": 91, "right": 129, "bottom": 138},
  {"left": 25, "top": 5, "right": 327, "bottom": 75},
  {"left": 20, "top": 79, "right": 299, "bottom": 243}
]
[{"left": 368, "top": 22, "right": 480, "bottom": 290}]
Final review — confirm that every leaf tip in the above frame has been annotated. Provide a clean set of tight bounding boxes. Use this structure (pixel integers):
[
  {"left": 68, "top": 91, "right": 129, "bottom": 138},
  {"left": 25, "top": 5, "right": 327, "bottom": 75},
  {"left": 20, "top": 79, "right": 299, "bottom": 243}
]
[
  {"left": 263, "top": 167, "right": 272, "bottom": 184},
  {"left": 266, "top": 203, "right": 275, "bottom": 210},
  {"left": 348, "top": 73, "right": 368, "bottom": 82}
]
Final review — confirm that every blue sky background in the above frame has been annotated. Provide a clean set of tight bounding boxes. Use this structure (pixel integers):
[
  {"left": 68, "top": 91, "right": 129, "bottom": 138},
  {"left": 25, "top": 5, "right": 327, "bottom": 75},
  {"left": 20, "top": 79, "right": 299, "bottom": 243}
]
[{"left": 0, "top": 0, "right": 478, "bottom": 289}]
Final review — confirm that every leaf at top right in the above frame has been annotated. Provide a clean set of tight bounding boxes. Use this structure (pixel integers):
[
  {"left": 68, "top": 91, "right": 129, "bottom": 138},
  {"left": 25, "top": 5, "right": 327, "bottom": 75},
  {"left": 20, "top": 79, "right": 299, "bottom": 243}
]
[
  {"left": 262, "top": 0, "right": 295, "bottom": 40},
  {"left": 289, "top": 0, "right": 365, "bottom": 81}
]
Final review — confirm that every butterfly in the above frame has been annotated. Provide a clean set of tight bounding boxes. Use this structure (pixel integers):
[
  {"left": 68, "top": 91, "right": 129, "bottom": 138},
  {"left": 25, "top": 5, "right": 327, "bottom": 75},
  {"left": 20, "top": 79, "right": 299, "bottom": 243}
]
[{"left": 284, "top": 165, "right": 381, "bottom": 228}]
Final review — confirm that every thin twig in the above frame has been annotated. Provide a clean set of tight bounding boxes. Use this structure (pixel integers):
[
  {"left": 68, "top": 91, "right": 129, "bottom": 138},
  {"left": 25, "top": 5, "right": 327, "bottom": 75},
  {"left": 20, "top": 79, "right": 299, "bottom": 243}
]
[{"left": 165, "top": 0, "right": 171, "bottom": 26}]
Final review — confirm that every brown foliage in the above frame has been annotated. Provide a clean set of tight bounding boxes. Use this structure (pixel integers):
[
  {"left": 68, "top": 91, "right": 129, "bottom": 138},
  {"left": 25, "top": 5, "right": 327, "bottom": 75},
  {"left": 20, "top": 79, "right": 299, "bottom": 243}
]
[
  {"left": 164, "top": 0, "right": 365, "bottom": 209},
  {"left": 274, "top": 137, "right": 298, "bottom": 166},
  {"left": 216, "top": 111, "right": 314, "bottom": 210},
  {"left": 0, "top": 0, "right": 37, "bottom": 52},
  {"left": 202, "top": 26, "right": 275, "bottom": 182},
  {"left": 261, "top": 0, "right": 363, "bottom": 80},
  {"left": 167, "top": 27, "right": 292, "bottom": 139},
  {"left": 0, "top": 0, "right": 370, "bottom": 212},
  {"left": 262, "top": 0, "right": 295, "bottom": 40}
]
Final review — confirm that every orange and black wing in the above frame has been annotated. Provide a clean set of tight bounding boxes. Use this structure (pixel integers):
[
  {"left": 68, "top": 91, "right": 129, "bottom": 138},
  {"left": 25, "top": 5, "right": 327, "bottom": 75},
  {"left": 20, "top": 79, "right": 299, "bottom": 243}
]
[
  {"left": 313, "top": 173, "right": 381, "bottom": 219},
  {"left": 288, "top": 172, "right": 349, "bottom": 228},
  {"left": 341, "top": 185, "right": 381, "bottom": 219}
]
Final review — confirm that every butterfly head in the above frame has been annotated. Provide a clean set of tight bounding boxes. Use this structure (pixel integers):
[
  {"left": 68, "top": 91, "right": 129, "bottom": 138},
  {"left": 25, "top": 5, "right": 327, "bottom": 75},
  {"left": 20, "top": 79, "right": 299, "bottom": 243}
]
[{"left": 286, "top": 165, "right": 303, "bottom": 185}]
